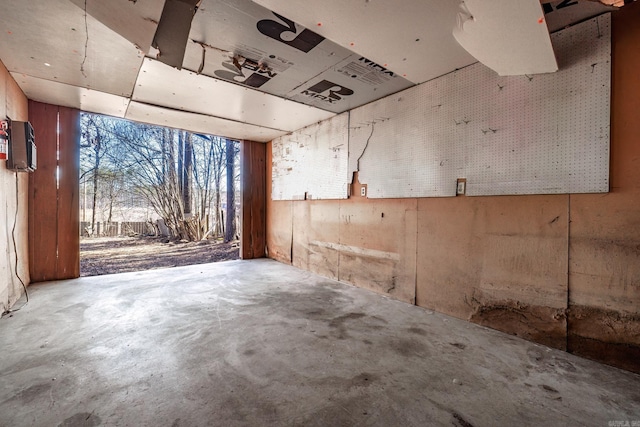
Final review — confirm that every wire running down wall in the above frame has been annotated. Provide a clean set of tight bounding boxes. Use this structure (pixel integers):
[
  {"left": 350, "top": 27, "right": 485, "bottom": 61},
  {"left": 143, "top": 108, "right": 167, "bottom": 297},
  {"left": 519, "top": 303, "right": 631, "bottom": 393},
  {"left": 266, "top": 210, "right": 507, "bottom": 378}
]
[{"left": 351, "top": 15, "right": 610, "bottom": 198}]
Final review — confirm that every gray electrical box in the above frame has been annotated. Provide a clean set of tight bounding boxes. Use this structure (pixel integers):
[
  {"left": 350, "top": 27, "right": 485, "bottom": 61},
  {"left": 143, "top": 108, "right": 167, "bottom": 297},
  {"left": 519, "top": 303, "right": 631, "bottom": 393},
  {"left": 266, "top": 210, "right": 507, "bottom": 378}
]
[{"left": 7, "top": 121, "right": 36, "bottom": 172}]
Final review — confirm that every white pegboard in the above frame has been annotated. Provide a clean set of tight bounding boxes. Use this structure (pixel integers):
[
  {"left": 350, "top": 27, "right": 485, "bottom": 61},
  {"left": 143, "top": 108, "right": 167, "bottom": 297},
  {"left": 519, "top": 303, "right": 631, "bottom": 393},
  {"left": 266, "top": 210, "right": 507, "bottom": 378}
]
[
  {"left": 272, "top": 113, "right": 349, "bottom": 200},
  {"left": 350, "top": 14, "right": 611, "bottom": 198}
]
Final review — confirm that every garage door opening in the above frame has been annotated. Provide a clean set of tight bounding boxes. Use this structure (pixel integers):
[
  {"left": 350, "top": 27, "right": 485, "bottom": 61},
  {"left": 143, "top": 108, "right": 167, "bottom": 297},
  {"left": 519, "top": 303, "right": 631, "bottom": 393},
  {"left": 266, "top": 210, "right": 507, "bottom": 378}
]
[{"left": 79, "top": 113, "right": 240, "bottom": 277}]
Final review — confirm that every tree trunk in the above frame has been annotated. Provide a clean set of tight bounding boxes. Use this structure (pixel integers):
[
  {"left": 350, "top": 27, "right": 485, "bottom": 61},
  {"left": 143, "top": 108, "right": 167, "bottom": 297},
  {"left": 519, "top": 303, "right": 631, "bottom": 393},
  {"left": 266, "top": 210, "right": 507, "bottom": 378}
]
[
  {"left": 90, "top": 133, "right": 102, "bottom": 236},
  {"left": 107, "top": 185, "right": 113, "bottom": 223},
  {"left": 178, "top": 130, "right": 184, "bottom": 201},
  {"left": 91, "top": 170, "right": 98, "bottom": 236},
  {"left": 224, "top": 139, "right": 235, "bottom": 242},
  {"left": 184, "top": 132, "right": 193, "bottom": 215},
  {"left": 214, "top": 190, "right": 221, "bottom": 236}
]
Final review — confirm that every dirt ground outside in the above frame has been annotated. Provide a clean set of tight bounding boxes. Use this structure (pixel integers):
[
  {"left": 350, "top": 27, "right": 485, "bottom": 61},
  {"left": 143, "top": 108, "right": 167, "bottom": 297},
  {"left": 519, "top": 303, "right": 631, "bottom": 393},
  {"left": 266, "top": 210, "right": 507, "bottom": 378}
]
[{"left": 80, "top": 236, "right": 240, "bottom": 277}]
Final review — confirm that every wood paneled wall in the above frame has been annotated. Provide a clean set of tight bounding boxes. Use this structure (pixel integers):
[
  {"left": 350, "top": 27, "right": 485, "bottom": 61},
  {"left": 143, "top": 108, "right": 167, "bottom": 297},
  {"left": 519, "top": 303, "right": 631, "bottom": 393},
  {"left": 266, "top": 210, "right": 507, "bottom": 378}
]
[
  {"left": 565, "top": 2, "right": 640, "bottom": 373},
  {"left": 28, "top": 101, "right": 80, "bottom": 282},
  {"left": 241, "top": 140, "right": 266, "bottom": 259},
  {"left": 266, "top": 4, "right": 640, "bottom": 374}
]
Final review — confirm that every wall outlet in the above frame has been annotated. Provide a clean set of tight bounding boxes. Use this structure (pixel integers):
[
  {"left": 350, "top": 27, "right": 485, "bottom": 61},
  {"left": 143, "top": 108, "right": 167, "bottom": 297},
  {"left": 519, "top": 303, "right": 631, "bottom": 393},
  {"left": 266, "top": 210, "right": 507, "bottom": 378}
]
[
  {"left": 360, "top": 186, "right": 366, "bottom": 197},
  {"left": 456, "top": 179, "right": 466, "bottom": 195}
]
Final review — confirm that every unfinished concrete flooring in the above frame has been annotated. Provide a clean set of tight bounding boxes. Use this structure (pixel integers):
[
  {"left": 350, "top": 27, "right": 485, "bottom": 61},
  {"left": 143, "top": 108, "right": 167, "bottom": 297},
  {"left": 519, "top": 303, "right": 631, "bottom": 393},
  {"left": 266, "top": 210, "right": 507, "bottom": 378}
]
[{"left": 1, "top": 259, "right": 639, "bottom": 426}]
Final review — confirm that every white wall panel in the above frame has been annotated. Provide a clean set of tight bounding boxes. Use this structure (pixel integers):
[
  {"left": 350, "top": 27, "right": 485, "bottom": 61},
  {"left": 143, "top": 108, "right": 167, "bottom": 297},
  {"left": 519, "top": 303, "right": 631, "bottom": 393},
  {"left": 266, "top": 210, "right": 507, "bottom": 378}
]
[
  {"left": 453, "top": 0, "right": 558, "bottom": 76},
  {"left": 272, "top": 113, "right": 349, "bottom": 200},
  {"left": 0, "top": 0, "right": 143, "bottom": 97},
  {"left": 349, "top": 15, "right": 610, "bottom": 198},
  {"left": 69, "top": 0, "right": 163, "bottom": 54},
  {"left": 11, "top": 75, "right": 130, "bottom": 118},
  {"left": 134, "top": 58, "right": 335, "bottom": 132},
  {"left": 126, "top": 102, "right": 287, "bottom": 142}
]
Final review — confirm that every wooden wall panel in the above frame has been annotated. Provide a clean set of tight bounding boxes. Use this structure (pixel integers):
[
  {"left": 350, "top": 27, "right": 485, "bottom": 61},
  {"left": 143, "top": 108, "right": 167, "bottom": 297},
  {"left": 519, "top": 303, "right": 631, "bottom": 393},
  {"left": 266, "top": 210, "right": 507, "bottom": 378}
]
[
  {"left": 567, "top": 2, "right": 640, "bottom": 373},
  {"left": 338, "top": 185, "right": 417, "bottom": 304},
  {"left": 56, "top": 107, "right": 80, "bottom": 279},
  {"left": 272, "top": 171, "right": 417, "bottom": 301},
  {"left": 240, "top": 140, "right": 266, "bottom": 259},
  {"left": 415, "top": 198, "right": 482, "bottom": 316},
  {"left": 6, "top": 71, "right": 27, "bottom": 121},
  {"left": 292, "top": 201, "right": 340, "bottom": 280},
  {"left": 28, "top": 101, "right": 59, "bottom": 282},
  {"left": 0, "top": 63, "right": 9, "bottom": 308},
  {"left": 0, "top": 61, "right": 7, "bottom": 119},
  {"left": 265, "top": 143, "right": 292, "bottom": 263},
  {"left": 267, "top": 200, "right": 293, "bottom": 263},
  {"left": 416, "top": 195, "right": 569, "bottom": 350},
  {"left": 28, "top": 101, "right": 80, "bottom": 282},
  {"left": 5, "top": 76, "right": 29, "bottom": 287}
]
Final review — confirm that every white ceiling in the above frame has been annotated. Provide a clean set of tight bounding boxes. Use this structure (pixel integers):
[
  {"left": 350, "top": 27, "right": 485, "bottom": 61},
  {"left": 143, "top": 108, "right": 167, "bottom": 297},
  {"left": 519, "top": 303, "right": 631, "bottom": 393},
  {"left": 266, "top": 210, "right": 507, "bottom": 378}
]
[
  {"left": 126, "top": 101, "right": 288, "bottom": 141},
  {"left": 0, "top": 0, "right": 144, "bottom": 97},
  {"left": 251, "top": 0, "right": 477, "bottom": 84},
  {"left": 133, "top": 57, "right": 335, "bottom": 132},
  {"left": 68, "top": 0, "right": 165, "bottom": 54},
  {"left": 9, "top": 74, "right": 130, "bottom": 118},
  {"left": 452, "top": 0, "right": 558, "bottom": 76},
  {"left": 0, "top": 0, "right": 616, "bottom": 142}
]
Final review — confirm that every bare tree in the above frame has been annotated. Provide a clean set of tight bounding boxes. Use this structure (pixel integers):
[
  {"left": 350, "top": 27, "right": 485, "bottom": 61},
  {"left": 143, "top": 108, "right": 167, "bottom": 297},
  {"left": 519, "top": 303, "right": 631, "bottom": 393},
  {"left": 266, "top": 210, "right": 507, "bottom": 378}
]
[
  {"left": 80, "top": 113, "right": 239, "bottom": 242},
  {"left": 96, "top": 168, "right": 123, "bottom": 224},
  {"left": 80, "top": 114, "right": 114, "bottom": 235},
  {"left": 106, "top": 120, "right": 204, "bottom": 240},
  {"left": 192, "top": 134, "right": 226, "bottom": 237},
  {"left": 224, "top": 138, "right": 237, "bottom": 242},
  {"left": 183, "top": 131, "right": 193, "bottom": 215}
]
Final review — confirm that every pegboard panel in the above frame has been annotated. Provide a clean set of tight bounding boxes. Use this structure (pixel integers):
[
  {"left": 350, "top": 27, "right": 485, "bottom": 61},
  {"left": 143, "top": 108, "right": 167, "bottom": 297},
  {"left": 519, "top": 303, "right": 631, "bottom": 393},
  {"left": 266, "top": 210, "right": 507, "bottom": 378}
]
[
  {"left": 350, "top": 14, "right": 611, "bottom": 198},
  {"left": 272, "top": 112, "right": 349, "bottom": 200}
]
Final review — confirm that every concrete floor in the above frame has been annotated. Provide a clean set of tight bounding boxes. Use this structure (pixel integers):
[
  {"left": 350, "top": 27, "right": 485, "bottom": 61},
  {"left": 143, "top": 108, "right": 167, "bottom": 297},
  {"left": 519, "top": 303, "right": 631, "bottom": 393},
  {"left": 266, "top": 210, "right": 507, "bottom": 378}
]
[{"left": 1, "top": 260, "right": 639, "bottom": 426}]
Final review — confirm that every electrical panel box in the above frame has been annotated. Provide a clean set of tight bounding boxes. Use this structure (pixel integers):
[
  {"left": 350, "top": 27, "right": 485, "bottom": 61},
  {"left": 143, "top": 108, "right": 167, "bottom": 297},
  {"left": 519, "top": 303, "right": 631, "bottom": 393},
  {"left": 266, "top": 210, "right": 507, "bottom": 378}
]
[{"left": 7, "top": 121, "right": 36, "bottom": 172}]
